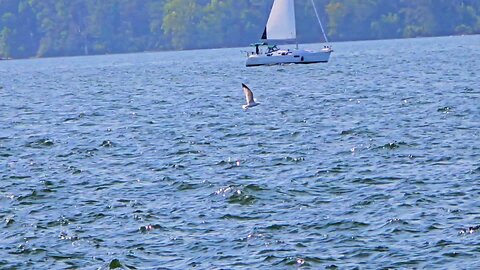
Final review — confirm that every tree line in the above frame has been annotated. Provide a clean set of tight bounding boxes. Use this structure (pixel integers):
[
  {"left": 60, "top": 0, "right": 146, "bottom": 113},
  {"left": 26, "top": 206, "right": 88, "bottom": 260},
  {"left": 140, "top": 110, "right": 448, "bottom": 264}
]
[{"left": 0, "top": 0, "right": 479, "bottom": 59}]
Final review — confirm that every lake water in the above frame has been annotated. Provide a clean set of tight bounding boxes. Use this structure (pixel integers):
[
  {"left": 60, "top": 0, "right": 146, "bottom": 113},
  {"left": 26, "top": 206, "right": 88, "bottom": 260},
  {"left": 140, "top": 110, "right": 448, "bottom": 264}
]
[{"left": 1, "top": 35, "right": 479, "bottom": 269}]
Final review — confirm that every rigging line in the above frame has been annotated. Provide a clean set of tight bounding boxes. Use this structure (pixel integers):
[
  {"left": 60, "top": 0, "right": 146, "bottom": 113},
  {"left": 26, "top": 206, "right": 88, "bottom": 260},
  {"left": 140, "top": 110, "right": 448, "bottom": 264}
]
[{"left": 310, "top": 0, "right": 329, "bottom": 43}]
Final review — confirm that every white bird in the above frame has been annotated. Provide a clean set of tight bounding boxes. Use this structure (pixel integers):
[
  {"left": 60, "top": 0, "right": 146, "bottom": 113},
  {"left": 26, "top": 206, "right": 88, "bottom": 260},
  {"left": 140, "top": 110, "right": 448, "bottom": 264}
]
[{"left": 242, "top": 83, "right": 259, "bottom": 110}]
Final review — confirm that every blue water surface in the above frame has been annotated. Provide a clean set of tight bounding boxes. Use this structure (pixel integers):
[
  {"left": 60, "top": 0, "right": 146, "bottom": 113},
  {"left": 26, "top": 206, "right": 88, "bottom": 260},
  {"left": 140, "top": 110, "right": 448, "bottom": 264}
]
[{"left": 1, "top": 35, "right": 479, "bottom": 269}]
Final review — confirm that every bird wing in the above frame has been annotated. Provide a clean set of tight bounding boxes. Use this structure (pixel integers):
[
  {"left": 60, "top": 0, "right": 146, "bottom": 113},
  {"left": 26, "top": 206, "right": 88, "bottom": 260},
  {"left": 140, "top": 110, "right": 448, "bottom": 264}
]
[{"left": 242, "top": 83, "right": 254, "bottom": 104}]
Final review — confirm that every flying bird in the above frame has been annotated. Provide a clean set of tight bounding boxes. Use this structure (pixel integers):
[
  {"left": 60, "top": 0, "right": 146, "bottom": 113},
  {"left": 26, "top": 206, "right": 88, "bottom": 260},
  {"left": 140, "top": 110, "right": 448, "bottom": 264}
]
[{"left": 242, "top": 83, "right": 259, "bottom": 110}]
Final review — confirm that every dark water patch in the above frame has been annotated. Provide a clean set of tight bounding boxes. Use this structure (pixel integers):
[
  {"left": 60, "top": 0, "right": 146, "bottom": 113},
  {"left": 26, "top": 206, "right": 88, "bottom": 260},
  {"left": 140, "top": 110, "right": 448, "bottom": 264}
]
[
  {"left": 266, "top": 126, "right": 281, "bottom": 131},
  {"left": 352, "top": 193, "right": 392, "bottom": 208},
  {"left": 375, "top": 141, "right": 408, "bottom": 150},
  {"left": 16, "top": 190, "right": 48, "bottom": 203},
  {"left": 79, "top": 121, "right": 100, "bottom": 127},
  {"left": 49, "top": 251, "right": 86, "bottom": 261},
  {"left": 425, "top": 156, "right": 452, "bottom": 165},
  {"left": 164, "top": 163, "right": 185, "bottom": 170},
  {"left": 373, "top": 246, "right": 390, "bottom": 252},
  {"left": 385, "top": 218, "right": 409, "bottom": 226},
  {"left": 168, "top": 148, "right": 202, "bottom": 156},
  {"left": 320, "top": 220, "right": 370, "bottom": 231},
  {"left": 352, "top": 176, "right": 402, "bottom": 185},
  {"left": 4, "top": 216, "right": 15, "bottom": 227},
  {"left": 350, "top": 249, "right": 373, "bottom": 259},
  {"left": 117, "top": 198, "right": 137, "bottom": 204},
  {"left": 392, "top": 258, "right": 427, "bottom": 268},
  {"left": 441, "top": 190, "right": 467, "bottom": 198},
  {"left": 224, "top": 132, "right": 250, "bottom": 138},
  {"left": 280, "top": 156, "right": 305, "bottom": 163},
  {"left": 221, "top": 214, "right": 261, "bottom": 220},
  {"left": 435, "top": 239, "right": 453, "bottom": 247},
  {"left": 173, "top": 181, "right": 207, "bottom": 191},
  {"left": 214, "top": 184, "right": 263, "bottom": 205},
  {"left": 65, "top": 165, "right": 83, "bottom": 175},
  {"left": 264, "top": 224, "right": 288, "bottom": 231},
  {"left": 459, "top": 225, "right": 480, "bottom": 235},
  {"left": 215, "top": 158, "right": 242, "bottom": 169},
  {"left": 442, "top": 251, "right": 470, "bottom": 258},
  {"left": 25, "top": 138, "right": 55, "bottom": 148},
  {"left": 139, "top": 224, "right": 165, "bottom": 233},
  {"left": 459, "top": 86, "right": 480, "bottom": 95},
  {"left": 108, "top": 259, "right": 123, "bottom": 269},
  {"left": 414, "top": 196, "right": 437, "bottom": 206},
  {"left": 65, "top": 147, "right": 99, "bottom": 158},
  {"left": 437, "top": 106, "right": 453, "bottom": 113},
  {"left": 100, "top": 140, "right": 115, "bottom": 147},
  {"left": 471, "top": 167, "right": 480, "bottom": 174},
  {"left": 82, "top": 199, "right": 100, "bottom": 205},
  {"left": 9, "top": 245, "right": 48, "bottom": 256},
  {"left": 59, "top": 231, "right": 80, "bottom": 241},
  {"left": 63, "top": 112, "right": 86, "bottom": 122},
  {"left": 340, "top": 127, "right": 376, "bottom": 137},
  {"left": 56, "top": 151, "right": 75, "bottom": 158},
  {"left": 43, "top": 216, "right": 73, "bottom": 228},
  {"left": 425, "top": 222, "right": 443, "bottom": 231},
  {"left": 316, "top": 164, "right": 349, "bottom": 175},
  {"left": 340, "top": 129, "right": 355, "bottom": 135},
  {"left": 9, "top": 175, "right": 31, "bottom": 180},
  {"left": 382, "top": 218, "right": 420, "bottom": 234},
  {"left": 0, "top": 147, "right": 12, "bottom": 157},
  {"left": 243, "top": 184, "right": 266, "bottom": 192},
  {"left": 175, "top": 139, "right": 211, "bottom": 147},
  {"left": 270, "top": 256, "right": 324, "bottom": 267},
  {"left": 227, "top": 191, "right": 257, "bottom": 205}
]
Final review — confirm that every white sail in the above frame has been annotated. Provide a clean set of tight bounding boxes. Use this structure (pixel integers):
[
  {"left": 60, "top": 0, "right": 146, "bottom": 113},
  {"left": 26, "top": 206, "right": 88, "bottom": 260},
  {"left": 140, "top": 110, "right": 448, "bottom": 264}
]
[{"left": 262, "top": 0, "right": 296, "bottom": 41}]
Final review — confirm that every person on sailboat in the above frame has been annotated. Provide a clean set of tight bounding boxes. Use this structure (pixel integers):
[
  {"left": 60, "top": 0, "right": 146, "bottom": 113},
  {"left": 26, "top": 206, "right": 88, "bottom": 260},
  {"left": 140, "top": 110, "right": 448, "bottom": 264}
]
[{"left": 267, "top": 45, "right": 278, "bottom": 53}]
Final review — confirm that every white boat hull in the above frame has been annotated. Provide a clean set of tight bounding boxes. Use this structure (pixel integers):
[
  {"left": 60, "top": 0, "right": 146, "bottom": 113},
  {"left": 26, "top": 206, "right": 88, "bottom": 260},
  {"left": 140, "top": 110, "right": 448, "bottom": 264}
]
[{"left": 246, "top": 48, "right": 331, "bottom": 67}]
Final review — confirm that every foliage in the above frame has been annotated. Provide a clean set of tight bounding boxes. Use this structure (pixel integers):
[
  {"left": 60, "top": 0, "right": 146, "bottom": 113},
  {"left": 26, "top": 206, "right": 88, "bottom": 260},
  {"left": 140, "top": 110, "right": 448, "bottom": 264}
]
[{"left": 0, "top": 0, "right": 479, "bottom": 58}]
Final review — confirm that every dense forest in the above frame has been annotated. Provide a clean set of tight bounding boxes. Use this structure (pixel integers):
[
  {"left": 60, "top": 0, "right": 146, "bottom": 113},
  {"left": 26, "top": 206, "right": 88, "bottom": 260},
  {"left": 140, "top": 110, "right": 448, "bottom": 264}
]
[{"left": 0, "top": 0, "right": 479, "bottom": 59}]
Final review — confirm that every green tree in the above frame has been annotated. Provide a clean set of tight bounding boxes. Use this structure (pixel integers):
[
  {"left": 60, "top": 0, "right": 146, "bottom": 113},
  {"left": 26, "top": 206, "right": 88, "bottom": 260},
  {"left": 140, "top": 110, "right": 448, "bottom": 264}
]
[{"left": 162, "top": 0, "right": 201, "bottom": 49}]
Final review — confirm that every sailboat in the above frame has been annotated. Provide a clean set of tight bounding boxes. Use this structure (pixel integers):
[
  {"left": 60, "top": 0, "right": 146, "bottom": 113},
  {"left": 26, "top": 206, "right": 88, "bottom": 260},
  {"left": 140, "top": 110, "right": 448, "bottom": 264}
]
[{"left": 245, "top": 0, "right": 332, "bottom": 67}]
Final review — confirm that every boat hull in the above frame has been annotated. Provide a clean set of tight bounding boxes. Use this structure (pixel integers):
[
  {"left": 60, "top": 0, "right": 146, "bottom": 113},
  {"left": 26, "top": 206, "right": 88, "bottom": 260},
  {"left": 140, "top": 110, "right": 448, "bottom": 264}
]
[{"left": 246, "top": 49, "right": 331, "bottom": 67}]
